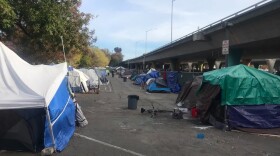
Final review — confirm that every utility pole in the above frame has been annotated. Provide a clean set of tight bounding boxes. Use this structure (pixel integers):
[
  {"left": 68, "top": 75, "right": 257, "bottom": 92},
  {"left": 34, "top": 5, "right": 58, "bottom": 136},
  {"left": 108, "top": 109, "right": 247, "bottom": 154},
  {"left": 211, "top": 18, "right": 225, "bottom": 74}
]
[
  {"left": 171, "top": 0, "right": 175, "bottom": 42},
  {"left": 144, "top": 28, "right": 156, "bottom": 70}
]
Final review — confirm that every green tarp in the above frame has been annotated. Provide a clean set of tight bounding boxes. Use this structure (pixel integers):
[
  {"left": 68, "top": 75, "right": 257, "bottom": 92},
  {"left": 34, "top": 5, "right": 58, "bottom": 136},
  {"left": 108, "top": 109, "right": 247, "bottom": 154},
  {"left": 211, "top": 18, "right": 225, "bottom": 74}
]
[{"left": 203, "top": 64, "right": 280, "bottom": 105}]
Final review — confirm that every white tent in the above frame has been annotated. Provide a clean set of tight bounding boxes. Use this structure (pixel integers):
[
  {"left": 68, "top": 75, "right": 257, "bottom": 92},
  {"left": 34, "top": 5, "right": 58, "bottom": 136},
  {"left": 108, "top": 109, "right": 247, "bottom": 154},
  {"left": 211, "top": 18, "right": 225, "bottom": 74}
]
[
  {"left": 68, "top": 68, "right": 89, "bottom": 93},
  {"left": 79, "top": 68, "right": 99, "bottom": 88},
  {"left": 0, "top": 42, "right": 75, "bottom": 152},
  {"left": 0, "top": 42, "right": 67, "bottom": 109}
]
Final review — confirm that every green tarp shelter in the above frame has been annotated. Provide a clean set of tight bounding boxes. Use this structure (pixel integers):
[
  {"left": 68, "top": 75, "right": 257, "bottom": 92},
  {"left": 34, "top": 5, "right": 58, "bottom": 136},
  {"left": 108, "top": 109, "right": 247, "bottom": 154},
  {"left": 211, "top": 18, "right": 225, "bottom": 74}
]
[{"left": 203, "top": 64, "right": 280, "bottom": 105}]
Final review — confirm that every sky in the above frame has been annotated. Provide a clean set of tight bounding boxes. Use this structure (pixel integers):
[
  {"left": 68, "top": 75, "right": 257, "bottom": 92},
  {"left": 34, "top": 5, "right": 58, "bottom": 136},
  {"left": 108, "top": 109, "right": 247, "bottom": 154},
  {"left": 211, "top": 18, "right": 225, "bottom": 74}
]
[{"left": 80, "top": 0, "right": 262, "bottom": 60}]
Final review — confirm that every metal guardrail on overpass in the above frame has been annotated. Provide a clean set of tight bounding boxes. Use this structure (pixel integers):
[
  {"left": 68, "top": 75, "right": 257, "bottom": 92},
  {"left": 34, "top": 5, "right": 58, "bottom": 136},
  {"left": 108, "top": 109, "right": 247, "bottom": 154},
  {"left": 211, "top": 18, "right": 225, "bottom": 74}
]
[{"left": 125, "top": 0, "right": 275, "bottom": 63}]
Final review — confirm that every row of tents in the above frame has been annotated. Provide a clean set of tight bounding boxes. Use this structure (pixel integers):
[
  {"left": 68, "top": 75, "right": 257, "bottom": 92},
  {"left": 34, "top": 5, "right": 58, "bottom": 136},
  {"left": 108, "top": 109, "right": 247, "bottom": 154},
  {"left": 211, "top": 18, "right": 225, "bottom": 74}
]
[
  {"left": 0, "top": 42, "right": 91, "bottom": 152},
  {"left": 125, "top": 65, "right": 280, "bottom": 133},
  {"left": 125, "top": 64, "right": 280, "bottom": 133},
  {"left": 68, "top": 67, "right": 110, "bottom": 94}
]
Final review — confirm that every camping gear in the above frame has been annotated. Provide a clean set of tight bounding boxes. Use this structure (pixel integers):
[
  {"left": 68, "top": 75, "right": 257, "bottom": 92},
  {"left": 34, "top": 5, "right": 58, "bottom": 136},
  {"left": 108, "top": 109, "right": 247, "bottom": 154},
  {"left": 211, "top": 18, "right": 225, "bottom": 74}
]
[
  {"left": 0, "top": 42, "right": 75, "bottom": 152},
  {"left": 75, "top": 103, "right": 88, "bottom": 127},
  {"left": 128, "top": 95, "right": 139, "bottom": 110},
  {"left": 140, "top": 104, "right": 179, "bottom": 118},
  {"left": 198, "top": 65, "right": 280, "bottom": 133}
]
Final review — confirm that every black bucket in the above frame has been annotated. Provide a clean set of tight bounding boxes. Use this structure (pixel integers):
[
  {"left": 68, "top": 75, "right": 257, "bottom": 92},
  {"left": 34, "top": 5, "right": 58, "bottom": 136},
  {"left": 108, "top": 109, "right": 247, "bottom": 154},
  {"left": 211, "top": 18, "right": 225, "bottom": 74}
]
[
  {"left": 127, "top": 95, "right": 139, "bottom": 110},
  {"left": 123, "top": 77, "right": 127, "bottom": 82}
]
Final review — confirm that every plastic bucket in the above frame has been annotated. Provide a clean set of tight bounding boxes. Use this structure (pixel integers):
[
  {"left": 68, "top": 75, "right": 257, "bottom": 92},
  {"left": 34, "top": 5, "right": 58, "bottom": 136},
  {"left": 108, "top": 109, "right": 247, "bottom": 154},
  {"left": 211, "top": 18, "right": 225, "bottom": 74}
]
[
  {"left": 123, "top": 77, "right": 127, "bottom": 82},
  {"left": 191, "top": 107, "right": 198, "bottom": 118},
  {"left": 127, "top": 95, "right": 139, "bottom": 110}
]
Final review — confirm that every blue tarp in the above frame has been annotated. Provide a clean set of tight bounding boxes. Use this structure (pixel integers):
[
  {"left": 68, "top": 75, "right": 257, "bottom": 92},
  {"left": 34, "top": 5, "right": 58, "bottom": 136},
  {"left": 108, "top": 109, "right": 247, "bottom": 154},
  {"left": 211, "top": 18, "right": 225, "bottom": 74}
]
[
  {"left": 167, "top": 71, "right": 180, "bottom": 93},
  {"left": 134, "top": 74, "right": 147, "bottom": 85},
  {"left": 148, "top": 71, "right": 160, "bottom": 78},
  {"left": 147, "top": 82, "right": 171, "bottom": 93},
  {"left": 228, "top": 104, "right": 280, "bottom": 129},
  {"left": 44, "top": 78, "right": 75, "bottom": 151}
]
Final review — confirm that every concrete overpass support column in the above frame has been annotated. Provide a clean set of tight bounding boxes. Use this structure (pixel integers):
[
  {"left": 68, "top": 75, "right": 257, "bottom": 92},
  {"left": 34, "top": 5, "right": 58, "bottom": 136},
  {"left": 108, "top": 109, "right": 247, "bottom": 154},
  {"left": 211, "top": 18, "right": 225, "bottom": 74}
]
[
  {"left": 207, "top": 58, "right": 216, "bottom": 71},
  {"left": 197, "top": 61, "right": 204, "bottom": 72},
  {"left": 135, "top": 64, "right": 139, "bottom": 73},
  {"left": 170, "top": 59, "right": 180, "bottom": 71},
  {"left": 150, "top": 62, "right": 156, "bottom": 69},
  {"left": 156, "top": 62, "right": 164, "bottom": 71},
  {"left": 253, "top": 63, "right": 260, "bottom": 69},
  {"left": 137, "top": 64, "right": 143, "bottom": 73},
  {"left": 215, "top": 61, "right": 221, "bottom": 69},
  {"left": 266, "top": 59, "right": 276, "bottom": 73},
  {"left": 187, "top": 62, "right": 193, "bottom": 72},
  {"left": 228, "top": 49, "right": 243, "bottom": 66}
]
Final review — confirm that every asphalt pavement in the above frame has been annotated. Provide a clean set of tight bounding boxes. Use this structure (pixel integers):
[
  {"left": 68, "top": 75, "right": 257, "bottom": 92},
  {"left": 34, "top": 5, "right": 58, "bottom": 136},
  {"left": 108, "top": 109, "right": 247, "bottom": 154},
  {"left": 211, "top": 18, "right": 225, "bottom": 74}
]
[{"left": 3, "top": 76, "right": 280, "bottom": 156}]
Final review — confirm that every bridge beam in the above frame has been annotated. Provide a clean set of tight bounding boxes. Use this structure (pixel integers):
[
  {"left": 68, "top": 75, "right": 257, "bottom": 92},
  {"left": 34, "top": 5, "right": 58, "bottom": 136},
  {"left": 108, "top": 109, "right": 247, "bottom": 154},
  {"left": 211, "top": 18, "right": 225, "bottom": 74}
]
[
  {"left": 207, "top": 58, "right": 216, "bottom": 71},
  {"left": 187, "top": 62, "right": 193, "bottom": 72},
  {"left": 266, "top": 59, "right": 276, "bottom": 73},
  {"left": 215, "top": 61, "right": 221, "bottom": 69},
  {"left": 170, "top": 58, "right": 180, "bottom": 71}
]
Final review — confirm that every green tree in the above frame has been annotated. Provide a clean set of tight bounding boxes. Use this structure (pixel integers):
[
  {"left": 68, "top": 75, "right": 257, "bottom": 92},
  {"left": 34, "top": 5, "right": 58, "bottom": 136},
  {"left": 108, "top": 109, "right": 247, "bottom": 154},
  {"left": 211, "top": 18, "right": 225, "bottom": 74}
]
[
  {"left": 92, "top": 47, "right": 110, "bottom": 67},
  {"left": 114, "top": 47, "right": 122, "bottom": 53},
  {"left": 109, "top": 47, "right": 123, "bottom": 66},
  {"left": 0, "top": 0, "right": 16, "bottom": 34},
  {"left": 1, "top": 0, "right": 95, "bottom": 63}
]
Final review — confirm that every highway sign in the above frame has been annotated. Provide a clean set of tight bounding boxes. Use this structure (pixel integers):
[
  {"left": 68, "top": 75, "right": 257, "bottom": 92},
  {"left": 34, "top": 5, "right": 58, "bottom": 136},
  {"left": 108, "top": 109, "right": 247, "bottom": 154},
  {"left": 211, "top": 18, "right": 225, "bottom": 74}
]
[{"left": 222, "top": 40, "right": 229, "bottom": 55}]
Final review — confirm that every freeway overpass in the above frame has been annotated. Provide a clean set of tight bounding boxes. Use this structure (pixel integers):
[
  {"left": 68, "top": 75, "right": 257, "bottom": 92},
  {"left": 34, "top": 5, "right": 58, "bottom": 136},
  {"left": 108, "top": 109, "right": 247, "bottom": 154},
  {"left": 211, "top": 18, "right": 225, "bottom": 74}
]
[{"left": 123, "top": 0, "right": 280, "bottom": 72}]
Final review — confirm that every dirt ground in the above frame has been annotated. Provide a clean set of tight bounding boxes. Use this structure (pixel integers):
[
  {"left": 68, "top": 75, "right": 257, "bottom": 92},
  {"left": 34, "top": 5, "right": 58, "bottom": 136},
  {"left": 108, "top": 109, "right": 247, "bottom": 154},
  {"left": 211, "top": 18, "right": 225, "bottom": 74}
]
[{"left": 2, "top": 76, "right": 280, "bottom": 156}]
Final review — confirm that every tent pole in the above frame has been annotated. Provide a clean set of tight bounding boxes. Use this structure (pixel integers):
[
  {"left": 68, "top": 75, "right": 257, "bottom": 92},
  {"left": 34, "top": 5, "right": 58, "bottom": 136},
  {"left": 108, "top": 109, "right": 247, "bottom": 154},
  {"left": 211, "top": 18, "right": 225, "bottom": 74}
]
[
  {"left": 224, "top": 106, "right": 229, "bottom": 131},
  {"left": 60, "top": 36, "right": 67, "bottom": 63},
  {"left": 45, "top": 106, "right": 56, "bottom": 151}
]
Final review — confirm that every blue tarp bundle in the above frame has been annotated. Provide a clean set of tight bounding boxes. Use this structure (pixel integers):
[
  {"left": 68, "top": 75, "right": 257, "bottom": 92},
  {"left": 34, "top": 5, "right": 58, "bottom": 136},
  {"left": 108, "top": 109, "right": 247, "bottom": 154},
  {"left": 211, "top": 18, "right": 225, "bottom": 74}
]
[
  {"left": 228, "top": 105, "right": 280, "bottom": 129},
  {"left": 147, "top": 82, "right": 171, "bottom": 93},
  {"left": 134, "top": 74, "right": 152, "bottom": 85},
  {"left": 167, "top": 71, "right": 180, "bottom": 93},
  {"left": 134, "top": 74, "right": 147, "bottom": 85},
  {"left": 148, "top": 71, "right": 160, "bottom": 78}
]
